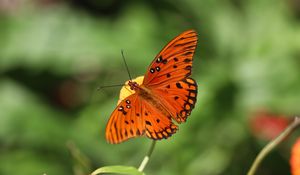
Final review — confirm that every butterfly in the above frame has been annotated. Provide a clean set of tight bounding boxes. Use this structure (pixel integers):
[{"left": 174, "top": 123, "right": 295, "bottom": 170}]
[{"left": 105, "top": 30, "right": 198, "bottom": 144}]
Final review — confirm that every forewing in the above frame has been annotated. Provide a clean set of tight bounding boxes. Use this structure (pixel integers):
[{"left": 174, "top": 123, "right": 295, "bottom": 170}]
[
  {"left": 106, "top": 94, "right": 144, "bottom": 144},
  {"left": 143, "top": 30, "right": 198, "bottom": 86}
]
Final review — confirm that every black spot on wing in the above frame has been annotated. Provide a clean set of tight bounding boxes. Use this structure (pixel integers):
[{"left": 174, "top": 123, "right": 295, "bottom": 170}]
[
  {"left": 176, "top": 82, "right": 183, "bottom": 89},
  {"left": 184, "top": 58, "right": 192, "bottom": 63},
  {"left": 156, "top": 56, "right": 162, "bottom": 63},
  {"left": 185, "top": 65, "right": 192, "bottom": 70},
  {"left": 183, "top": 51, "right": 193, "bottom": 56}
]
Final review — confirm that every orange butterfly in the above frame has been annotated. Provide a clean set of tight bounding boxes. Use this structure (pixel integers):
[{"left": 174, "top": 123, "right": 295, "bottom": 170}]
[{"left": 106, "top": 30, "right": 198, "bottom": 144}]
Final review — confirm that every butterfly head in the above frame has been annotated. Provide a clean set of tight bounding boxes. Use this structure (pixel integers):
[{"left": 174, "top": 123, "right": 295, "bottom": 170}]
[
  {"left": 128, "top": 80, "right": 139, "bottom": 91},
  {"left": 117, "top": 76, "right": 144, "bottom": 105}
]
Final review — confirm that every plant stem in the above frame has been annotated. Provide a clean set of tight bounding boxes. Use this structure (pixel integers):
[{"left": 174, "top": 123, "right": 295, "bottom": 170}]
[
  {"left": 247, "top": 116, "right": 300, "bottom": 175},
  {"left": 138, "top": 140, "right": 156, "bottom": 172}
]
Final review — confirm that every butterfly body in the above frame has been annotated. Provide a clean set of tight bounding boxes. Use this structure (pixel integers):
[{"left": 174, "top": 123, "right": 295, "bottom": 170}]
[
  {"left": 105, "top": 30, "right": 198, "bottom": 144},
  {"left": 128, "top": 81, "right": 173, "bottom": 119}
]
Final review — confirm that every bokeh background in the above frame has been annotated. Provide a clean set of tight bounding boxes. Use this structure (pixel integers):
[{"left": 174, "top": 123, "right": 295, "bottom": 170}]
[{"left": 1, "top": 0, "right": 300, "bottom": 174}]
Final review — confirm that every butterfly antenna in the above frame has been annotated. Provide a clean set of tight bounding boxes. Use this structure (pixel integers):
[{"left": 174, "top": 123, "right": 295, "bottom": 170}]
[
  {"left": 97, "top": 84, "right": 124, "bottom": 91},
  {"left": 121, "top": 50, "right": 132, "bottom": 81}
]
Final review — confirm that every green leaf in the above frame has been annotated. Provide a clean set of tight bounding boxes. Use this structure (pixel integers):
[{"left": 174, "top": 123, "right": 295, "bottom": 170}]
[{"left": 91, "top": 166, "right": 145, "bottom": 175}]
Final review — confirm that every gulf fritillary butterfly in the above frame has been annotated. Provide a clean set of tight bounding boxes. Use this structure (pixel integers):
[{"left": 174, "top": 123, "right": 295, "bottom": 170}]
[{"left": 105, "top": 30, "right": 198, "bottom": 144}]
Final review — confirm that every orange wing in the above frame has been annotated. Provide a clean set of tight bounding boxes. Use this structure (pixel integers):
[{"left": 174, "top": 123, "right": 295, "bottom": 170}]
[
  {"left": 106, "top": 94, "right": 178, "bottom": 144},
  {"left": 143, "top": 30, "right": 198, "bottom": 86},
  {"left": 142, "top": 30, "right": 198, "bottom": 123}
]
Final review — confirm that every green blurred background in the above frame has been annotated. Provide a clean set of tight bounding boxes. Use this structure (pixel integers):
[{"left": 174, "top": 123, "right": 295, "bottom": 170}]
[{"left": 1, "top": 0, "right": 300, "bottom": 174}]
